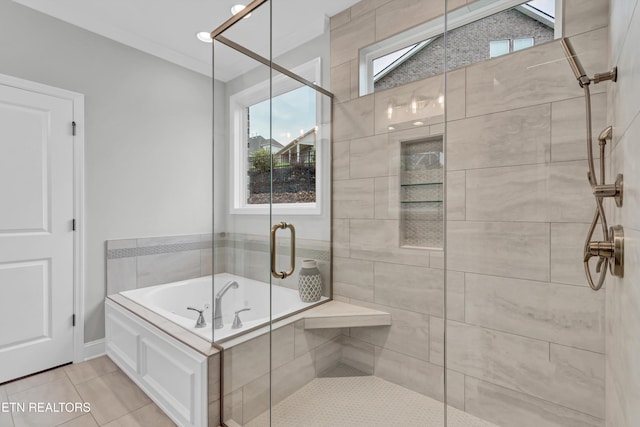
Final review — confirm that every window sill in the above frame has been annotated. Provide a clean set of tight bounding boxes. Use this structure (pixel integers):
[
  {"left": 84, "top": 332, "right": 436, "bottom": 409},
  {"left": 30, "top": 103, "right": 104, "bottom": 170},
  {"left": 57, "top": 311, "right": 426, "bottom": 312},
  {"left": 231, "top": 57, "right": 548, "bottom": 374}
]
[{"left": 230, "top": 203, "right": 321, "bottom": 216}]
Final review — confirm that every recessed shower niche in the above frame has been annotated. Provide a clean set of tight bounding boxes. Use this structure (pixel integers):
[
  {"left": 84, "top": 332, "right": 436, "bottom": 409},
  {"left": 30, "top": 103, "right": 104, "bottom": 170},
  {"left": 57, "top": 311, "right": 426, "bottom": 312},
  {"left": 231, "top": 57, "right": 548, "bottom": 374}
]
[{"left": 400, "top": 136, "right": 444, "bottom": 248}]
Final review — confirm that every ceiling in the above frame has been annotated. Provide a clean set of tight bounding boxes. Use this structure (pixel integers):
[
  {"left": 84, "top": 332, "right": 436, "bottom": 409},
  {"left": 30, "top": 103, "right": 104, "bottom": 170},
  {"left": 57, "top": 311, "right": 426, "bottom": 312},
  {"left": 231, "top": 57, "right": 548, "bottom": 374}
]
[{"left": 12, "top": 0, "right": 358, "bottom": 81}]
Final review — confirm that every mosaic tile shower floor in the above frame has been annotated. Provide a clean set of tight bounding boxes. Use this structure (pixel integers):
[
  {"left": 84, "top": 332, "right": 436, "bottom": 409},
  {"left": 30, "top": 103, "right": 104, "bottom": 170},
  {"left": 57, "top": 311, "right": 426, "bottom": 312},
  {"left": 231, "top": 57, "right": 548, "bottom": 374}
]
[{"left": 244, "top": 376, "right": 498, "bottom": 427}]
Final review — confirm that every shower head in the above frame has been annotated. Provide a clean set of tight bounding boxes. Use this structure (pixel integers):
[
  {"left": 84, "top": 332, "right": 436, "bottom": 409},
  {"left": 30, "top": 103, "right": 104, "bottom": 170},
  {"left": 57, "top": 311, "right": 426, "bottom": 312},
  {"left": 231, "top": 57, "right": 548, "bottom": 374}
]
[{"left": 560, "top": 38, "right": 590, "bottom": 87}]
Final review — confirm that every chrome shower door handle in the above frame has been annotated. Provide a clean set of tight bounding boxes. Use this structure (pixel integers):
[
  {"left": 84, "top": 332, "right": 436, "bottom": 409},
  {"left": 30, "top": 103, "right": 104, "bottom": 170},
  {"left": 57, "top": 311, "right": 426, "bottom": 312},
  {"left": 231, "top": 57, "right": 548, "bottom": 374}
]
[{"left": 270, "top": 222, "right": 296, "bottom": 279}]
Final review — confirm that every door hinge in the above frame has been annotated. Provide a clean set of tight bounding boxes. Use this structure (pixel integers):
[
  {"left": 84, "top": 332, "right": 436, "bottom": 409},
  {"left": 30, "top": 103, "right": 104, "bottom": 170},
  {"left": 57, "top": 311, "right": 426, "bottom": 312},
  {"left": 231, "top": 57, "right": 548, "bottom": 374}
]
[
  {"left": 72, "top": 219, "right": 76, "bottom": 231},
  {"left": 72, "top": 121, "right": 76, "bottom": 136},
  {"left": 72, "top": 314, "right": 76, "bottom": 327}
]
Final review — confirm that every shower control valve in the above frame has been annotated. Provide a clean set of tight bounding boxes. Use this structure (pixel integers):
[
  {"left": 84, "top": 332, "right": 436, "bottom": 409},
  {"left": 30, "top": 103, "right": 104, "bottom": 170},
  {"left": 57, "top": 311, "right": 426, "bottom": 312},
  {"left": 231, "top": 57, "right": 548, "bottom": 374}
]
[
  {"left": 585, "top": 225, "right": 624, "bottom": 278},
  {"left": 592, "top": 174, "right": 623, "bottom": 207}
]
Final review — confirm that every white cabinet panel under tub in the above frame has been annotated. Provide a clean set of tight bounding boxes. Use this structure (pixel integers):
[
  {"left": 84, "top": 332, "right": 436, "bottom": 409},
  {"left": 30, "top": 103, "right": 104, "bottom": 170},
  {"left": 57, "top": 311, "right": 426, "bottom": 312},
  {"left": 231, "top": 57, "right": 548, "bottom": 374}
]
[{"left": 105, "top": 299, "right": 209, "bottom": 427}]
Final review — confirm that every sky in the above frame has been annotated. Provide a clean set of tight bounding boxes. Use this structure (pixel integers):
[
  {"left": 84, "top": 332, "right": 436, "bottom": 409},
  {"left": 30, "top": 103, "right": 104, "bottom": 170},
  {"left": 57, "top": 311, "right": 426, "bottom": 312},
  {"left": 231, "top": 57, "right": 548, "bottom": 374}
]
[
  {"left": 249, "top": 85, "right": 316, "bottom": 146},
  {"left": 527, "top": 0, "right": 555, "bottom": 17}
]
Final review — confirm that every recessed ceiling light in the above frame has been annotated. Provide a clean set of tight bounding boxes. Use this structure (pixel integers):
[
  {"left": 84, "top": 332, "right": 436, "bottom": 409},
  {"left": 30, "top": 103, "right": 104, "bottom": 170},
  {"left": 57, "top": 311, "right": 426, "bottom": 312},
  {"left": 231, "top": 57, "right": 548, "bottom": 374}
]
[
  {"left": 231, "top": 4, "right": 252, "bottom": 18},
  {"left": 413, "top": 121, "right": 424, "bottom": 126},
  {"left": 388, "top": 126, "right": 395, "bottom": 130},
  {"left": 196, "top": 32, "right": 212, "bottom": 43}
]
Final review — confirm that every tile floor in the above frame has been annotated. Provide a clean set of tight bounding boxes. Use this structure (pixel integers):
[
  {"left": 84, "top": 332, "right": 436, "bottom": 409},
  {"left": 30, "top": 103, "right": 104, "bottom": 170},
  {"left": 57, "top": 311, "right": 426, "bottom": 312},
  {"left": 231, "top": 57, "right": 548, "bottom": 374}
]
[
  {"left": 2, "top": 357, "right": 497, "bottom": 427},
  {"left": 0, "top": 356, "right": 175, "bottom": 427}
]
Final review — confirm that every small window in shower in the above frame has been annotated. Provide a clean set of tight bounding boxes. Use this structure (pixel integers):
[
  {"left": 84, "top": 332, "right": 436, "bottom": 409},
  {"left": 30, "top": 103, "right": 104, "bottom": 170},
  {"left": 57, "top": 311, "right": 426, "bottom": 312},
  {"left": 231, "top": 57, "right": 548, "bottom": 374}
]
[
  {"left": 360, "top": 0, "right": 558, "bottom": 94},
  {"left": 400, "top": 137, "right": 443, "bottom": 249}
]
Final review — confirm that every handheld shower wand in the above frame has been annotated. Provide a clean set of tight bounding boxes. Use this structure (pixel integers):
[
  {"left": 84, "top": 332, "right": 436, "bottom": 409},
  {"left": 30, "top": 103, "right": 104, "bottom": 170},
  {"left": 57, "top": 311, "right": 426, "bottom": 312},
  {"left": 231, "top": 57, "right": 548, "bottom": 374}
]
[
  {"left": 560, "top": 38, "right": 590, "bottom": 87},
  {"left": 561, "top": 39, "right": 618, "bottom": 88},
  {"left": 560, "top": 38, "right": 623, "bottom": 290}
]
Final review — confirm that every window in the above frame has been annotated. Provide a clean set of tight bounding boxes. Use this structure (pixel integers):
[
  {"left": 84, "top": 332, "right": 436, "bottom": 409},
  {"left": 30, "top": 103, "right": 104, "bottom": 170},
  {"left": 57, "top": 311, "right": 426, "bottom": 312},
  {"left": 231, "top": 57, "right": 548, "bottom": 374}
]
[
  {"left": 229, "top": 58, "right": 325, "bottom": 215},
  {"left": 360, "top": 0, "right": 559, "bottom": 94},
  {"left": 247, "top": 86, "right": 317, "bottom": 205},
  {"left": 372, "top": 42, "right": 425, "bottom": 84},
  {"left": 513, "top": 37, "right": 534, "bottom": 51},
  {"left": 489, "top": 40, "right": 511, "bottom": 58},
  {"left": 490, "top": 37, "right": 535, "bottom": 58}
]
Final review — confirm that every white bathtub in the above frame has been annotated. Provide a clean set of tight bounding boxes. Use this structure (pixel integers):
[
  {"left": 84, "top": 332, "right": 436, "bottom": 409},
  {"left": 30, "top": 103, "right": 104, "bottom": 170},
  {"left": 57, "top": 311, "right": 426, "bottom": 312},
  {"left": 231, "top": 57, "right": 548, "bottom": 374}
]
[{"left": 120, "top": 273, "right": 327, "bottom": 342}]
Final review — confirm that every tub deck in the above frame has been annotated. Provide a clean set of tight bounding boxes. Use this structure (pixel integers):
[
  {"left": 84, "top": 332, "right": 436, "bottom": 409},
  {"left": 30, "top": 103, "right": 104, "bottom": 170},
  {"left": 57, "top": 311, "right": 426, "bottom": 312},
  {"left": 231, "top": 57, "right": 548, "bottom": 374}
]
[{"left": 107, "top": 293, "right": 390, "bottom": 352}]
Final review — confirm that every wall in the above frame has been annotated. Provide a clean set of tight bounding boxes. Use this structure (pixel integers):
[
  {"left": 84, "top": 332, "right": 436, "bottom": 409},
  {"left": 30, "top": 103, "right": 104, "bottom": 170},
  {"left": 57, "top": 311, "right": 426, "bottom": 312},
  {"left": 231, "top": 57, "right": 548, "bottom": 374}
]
[
  {"left": 330, "top": 0, "right": 609, "bottom": 425},
  {"left": 607, "top": 0, "right": 640, "bottom": 425},
  {"left": 105, "top": 235, "right": 218, "bottom": 295},
  {"left": 104, "top": 232, "right": 331, "bottom": 299},
  {"left": 0, "top": 0, "right": 213, "bottom": 343}
]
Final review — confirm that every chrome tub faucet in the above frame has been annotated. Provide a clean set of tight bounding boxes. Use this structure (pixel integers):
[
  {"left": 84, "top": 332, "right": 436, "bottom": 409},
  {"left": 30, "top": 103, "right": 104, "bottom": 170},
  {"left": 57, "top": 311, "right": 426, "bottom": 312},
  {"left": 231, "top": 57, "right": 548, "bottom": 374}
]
[
  {"left": 214, "top": 281, "right": 239, "bottom": 329},
  {"left": 186, "top": 306, "right": 207, "bottom": 328}
]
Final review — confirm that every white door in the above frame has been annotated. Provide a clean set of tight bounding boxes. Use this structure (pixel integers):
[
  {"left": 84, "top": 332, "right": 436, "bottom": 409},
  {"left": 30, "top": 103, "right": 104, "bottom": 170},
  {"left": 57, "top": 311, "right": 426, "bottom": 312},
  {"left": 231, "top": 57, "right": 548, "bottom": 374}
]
[{"left": 0, "top": 83, "right": 75, "bottom": 383}]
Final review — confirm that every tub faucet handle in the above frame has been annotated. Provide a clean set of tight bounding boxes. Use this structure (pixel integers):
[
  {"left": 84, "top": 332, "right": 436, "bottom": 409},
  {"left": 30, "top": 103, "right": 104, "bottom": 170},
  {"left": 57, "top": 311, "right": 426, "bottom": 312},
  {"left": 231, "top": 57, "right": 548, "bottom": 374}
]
[
  {"left": 187, "top": 307, "right": 207, "bottom": 328},
  {"left": 232, "top": 308, "right": 251, "bottom": 329}
]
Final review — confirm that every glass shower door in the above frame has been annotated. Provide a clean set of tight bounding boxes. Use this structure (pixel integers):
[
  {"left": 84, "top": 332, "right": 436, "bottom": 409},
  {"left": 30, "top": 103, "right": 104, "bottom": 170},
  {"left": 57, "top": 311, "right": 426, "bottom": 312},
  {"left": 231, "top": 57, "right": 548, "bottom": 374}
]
[
  {"left": 260, "top": 72, "right": 333, "bottom": 427},
  {"left": 212, "top": 2, "right": 333, "bottom": 425},
  {"left": 443, "top": 1, "right": 608, "bottom": 426},
  {"left": 211, "top": 3, "right": 274, "bottom": 424}
]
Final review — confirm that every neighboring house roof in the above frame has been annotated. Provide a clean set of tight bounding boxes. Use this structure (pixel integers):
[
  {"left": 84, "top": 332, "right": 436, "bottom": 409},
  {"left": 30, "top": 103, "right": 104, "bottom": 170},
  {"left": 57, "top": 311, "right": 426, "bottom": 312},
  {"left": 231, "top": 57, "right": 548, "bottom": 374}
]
[
  {"left": 276, "top": 128, "right": 316, "bottom": 156},
  {"left": 373, "top": 4, "right": 555, "bottom": 83},
  {"left": 374, "top": 39, "right": 433, "bottom": 83},
  {"left": 249, "top": 135, "right": 284, "bottom": 150},
  {"left": 516, "top": 3, "right": 555, "bottom": 27}
]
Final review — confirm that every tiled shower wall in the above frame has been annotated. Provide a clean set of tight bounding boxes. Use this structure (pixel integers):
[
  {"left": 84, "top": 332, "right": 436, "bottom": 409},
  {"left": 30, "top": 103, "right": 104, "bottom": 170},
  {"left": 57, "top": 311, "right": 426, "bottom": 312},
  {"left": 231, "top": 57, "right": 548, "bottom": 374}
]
[
  {"left": 220, "top": 321, "right": 345, "bottom": 425},
  {"left": 607, "top": 0, "right": 640, "bottom": 425},
  {"left": 106, "top": 233, "right": 330, "bottom": 297},
  {"left": 330, "top": 0, "right": 609, "bottom": 425}
]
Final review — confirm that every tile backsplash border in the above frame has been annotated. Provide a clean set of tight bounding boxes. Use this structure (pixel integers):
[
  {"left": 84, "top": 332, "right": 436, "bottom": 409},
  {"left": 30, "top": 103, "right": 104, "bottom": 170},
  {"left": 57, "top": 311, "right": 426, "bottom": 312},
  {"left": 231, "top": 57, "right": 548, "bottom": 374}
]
[
  {"left": 107, "top": 240, "right": 212, "bottom": 259},
  {"left": 106, "top": 233, "right": 215, "bottom": 295}
]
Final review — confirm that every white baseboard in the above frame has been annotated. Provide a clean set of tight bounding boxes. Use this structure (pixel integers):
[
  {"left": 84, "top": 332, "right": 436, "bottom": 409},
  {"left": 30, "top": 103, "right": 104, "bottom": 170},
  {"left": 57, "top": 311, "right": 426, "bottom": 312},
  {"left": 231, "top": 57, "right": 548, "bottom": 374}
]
[{"left": 83, "top": 339, "right": 106, "bottom": 361}]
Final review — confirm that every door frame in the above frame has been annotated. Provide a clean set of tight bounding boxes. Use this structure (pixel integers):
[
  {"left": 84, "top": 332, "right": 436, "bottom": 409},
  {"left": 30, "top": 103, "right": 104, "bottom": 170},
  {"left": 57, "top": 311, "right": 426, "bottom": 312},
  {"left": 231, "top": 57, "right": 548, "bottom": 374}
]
[{"left": 0, "top": 73, "right": 86, "bottom": 363}]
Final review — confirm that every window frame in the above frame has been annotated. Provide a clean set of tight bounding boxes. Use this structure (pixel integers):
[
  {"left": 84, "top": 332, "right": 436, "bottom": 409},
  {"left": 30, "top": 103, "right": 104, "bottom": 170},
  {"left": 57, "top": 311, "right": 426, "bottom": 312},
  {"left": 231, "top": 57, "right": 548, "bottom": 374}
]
[
  {"left": 229, "top": 57, "right": 324, "bottom": 216},
  {"left": 359, "top": 0, "right": 561, "bottom": 96}
]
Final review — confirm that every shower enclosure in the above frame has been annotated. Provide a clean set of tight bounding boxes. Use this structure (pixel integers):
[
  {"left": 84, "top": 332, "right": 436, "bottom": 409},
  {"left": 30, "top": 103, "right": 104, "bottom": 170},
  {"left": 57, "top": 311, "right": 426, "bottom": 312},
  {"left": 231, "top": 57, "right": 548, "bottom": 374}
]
[
  {"left": 209, "top": 0, "right": 610, "bottom": 425},
  {"left": 211, "top": 1, "right": 338, "bottom": 424}
]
